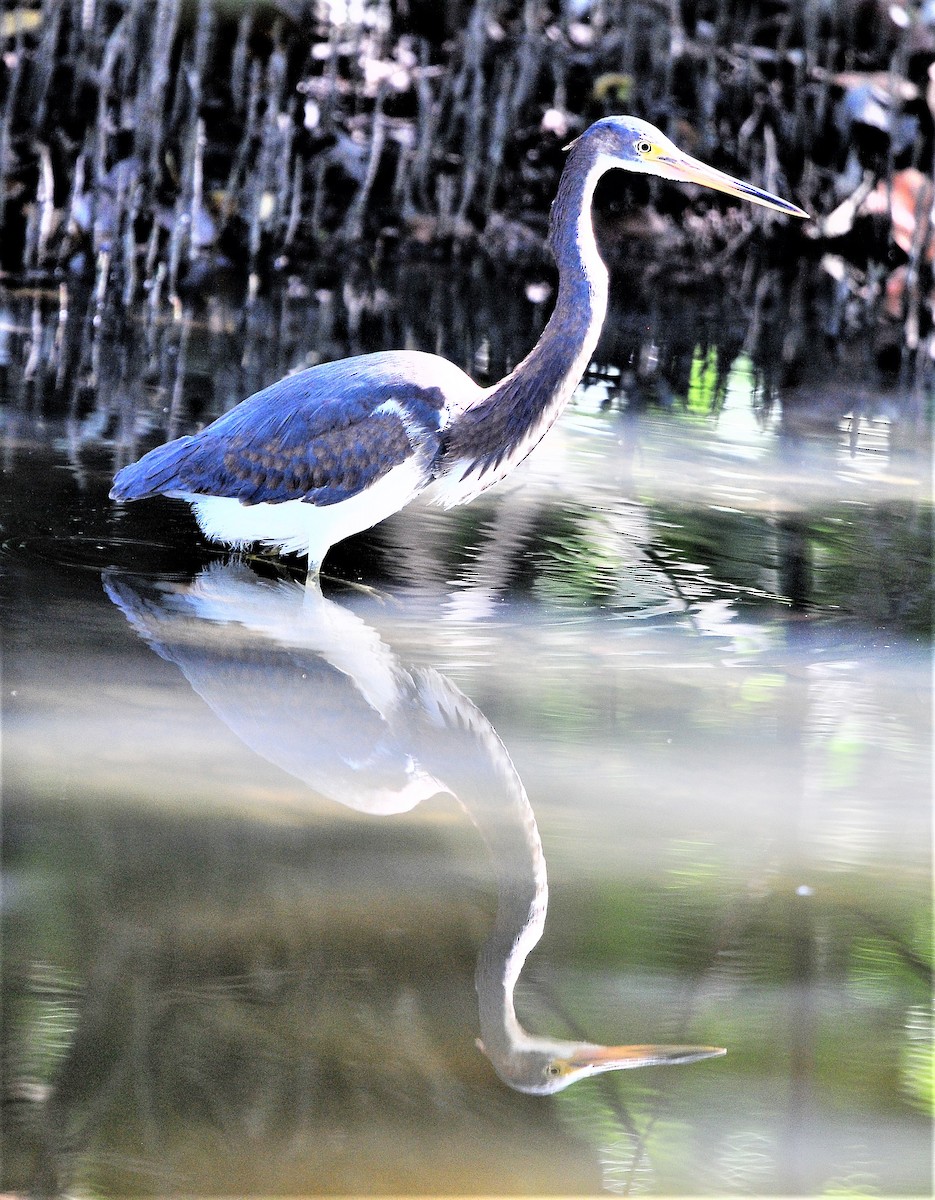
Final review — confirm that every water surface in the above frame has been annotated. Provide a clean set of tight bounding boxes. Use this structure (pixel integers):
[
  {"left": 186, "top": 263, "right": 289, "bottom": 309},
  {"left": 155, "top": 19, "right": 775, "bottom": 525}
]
[{"left": 2, "top": 267, "right": 931, "bottom": 1196}]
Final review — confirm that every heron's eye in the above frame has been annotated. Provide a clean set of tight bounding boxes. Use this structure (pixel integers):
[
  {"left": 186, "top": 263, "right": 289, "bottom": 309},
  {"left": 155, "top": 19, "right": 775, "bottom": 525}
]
[
  {"left": 545, "top": 1063, "right": 562, "bottom": 1077},
  {"left": 636, "top": 139, "right": 654, "bottom": 156}
]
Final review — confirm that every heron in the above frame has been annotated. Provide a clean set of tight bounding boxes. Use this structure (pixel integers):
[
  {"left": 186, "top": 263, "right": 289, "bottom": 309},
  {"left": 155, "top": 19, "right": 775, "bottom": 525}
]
[
  {"left": 110, "top": 116, "right": 807, "bottom": 576},
  {"left": 105, "top": 563, "right": 725, "bottom": 1094}
]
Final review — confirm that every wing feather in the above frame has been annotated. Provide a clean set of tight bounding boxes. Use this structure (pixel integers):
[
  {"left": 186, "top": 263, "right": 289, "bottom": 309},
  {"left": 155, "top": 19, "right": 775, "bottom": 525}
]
[{"left": 111, "top": 353, "right": 452, "bottom": 507}]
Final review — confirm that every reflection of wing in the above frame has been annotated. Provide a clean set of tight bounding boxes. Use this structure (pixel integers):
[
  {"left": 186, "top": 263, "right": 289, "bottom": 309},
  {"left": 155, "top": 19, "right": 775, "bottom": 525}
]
[
  {"left": 103, "top": 564, "right": 449, "bottom": 814},
  {"left": 110, "top": 352, "right": 453, "bottom": 507}
]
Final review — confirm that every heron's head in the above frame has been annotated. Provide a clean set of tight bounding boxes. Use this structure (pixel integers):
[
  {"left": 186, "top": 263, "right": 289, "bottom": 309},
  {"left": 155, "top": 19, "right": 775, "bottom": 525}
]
[
  {"left": 478, "top": 1034, "right": 726, "bottom": 1095},
  {"left": 574, "top": 115, "right": 809, "bottom": 218}
]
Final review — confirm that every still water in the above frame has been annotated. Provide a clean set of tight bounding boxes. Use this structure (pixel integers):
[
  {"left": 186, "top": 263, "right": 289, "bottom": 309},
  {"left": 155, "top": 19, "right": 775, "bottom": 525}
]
[{"left": 2, "top": 262, "right": 932, "bottom": 1196}]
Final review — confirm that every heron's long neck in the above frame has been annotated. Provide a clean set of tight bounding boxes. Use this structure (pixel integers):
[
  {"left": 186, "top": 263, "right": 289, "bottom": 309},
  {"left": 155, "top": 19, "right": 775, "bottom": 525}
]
[{"left": 439, "top": 146, "right": 610, "bottom": 501}]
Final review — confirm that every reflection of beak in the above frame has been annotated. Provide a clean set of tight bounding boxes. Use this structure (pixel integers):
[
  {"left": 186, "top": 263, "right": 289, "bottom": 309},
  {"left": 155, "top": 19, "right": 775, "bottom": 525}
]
[
  {"left": 568, "top": 1043, "right": 726, "bottom": 1072},
  {"left": 658, "top": 152, "right": 809, "bottom": 218}
]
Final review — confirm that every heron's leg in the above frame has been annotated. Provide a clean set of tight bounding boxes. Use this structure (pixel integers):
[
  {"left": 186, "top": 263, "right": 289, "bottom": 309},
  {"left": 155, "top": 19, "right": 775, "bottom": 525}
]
[
  {"left": 243, "top": 548, "right": 302, "bottom": 582},
  {"left": 320, "top": 575, "right": 393, "bottom": 603}
]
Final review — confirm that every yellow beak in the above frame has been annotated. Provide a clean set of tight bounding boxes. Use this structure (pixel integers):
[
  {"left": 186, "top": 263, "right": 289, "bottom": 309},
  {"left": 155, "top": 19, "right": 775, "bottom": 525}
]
[
  {"left": 567, "top": 1042, "right": 727, "bottom": 1072},
  {"left": 657, "top": 151, "right": 809, "bottom": 218}
]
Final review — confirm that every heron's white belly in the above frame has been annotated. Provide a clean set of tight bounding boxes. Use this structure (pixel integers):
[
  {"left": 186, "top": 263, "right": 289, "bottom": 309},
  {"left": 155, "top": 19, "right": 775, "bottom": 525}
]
[{"left": 179, "top": 457, "right": 429, "bottom": 568}]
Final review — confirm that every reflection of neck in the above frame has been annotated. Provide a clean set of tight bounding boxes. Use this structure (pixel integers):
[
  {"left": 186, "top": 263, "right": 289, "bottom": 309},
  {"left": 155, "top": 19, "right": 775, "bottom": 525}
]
[
  {"left": 414, "top": 671, "right": 548, "bottom": 1071},
  {"left": 474, "top": 794, "right": 548, "bottom": 1069}
]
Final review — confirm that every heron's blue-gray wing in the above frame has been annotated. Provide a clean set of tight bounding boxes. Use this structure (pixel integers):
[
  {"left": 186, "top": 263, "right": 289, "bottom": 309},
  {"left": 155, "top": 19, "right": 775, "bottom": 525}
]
[{"left": 111, "top": 354, "right": 449, "bottom": 507}]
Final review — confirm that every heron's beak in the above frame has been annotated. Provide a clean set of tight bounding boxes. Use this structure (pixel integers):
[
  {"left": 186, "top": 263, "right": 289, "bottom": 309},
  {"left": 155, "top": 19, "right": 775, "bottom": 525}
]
[
  {"left": 567, "top": 1042, "right": 726, "bottom": 1073},
  {"left": 658, "top": 152, "right": 809, "bottom": 218}
]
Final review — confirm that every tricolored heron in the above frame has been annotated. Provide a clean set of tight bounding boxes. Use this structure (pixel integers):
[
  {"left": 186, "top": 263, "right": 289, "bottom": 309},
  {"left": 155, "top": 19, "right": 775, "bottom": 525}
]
[
  {"left": 105, "top": 563, "right": 725, "bottom": 1094},
  {"left": 111, "top": 116, "right": 807, "bottom": 576}
]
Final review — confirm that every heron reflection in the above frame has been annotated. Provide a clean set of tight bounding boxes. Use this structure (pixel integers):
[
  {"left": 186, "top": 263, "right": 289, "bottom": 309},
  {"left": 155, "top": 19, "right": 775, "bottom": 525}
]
[{"left": 104, "top": 564, "right": 723, "bottom": 1093}]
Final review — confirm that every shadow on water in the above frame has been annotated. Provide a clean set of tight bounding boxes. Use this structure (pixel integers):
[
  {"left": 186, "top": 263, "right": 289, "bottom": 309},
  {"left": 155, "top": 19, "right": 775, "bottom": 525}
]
[{"left": 1, "top": 256, "right": 933, "bottom": 1195}]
